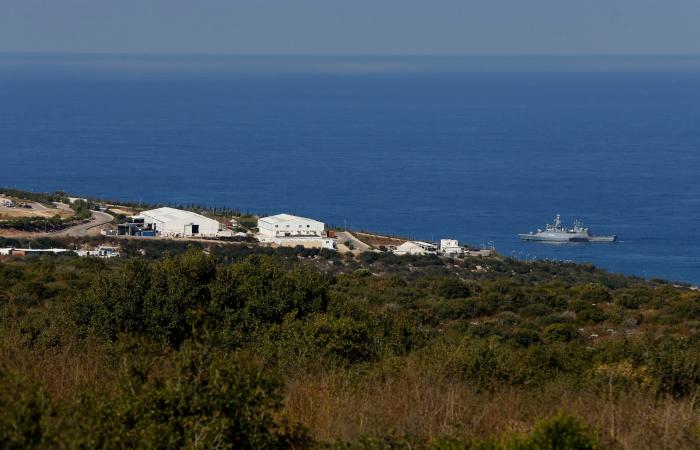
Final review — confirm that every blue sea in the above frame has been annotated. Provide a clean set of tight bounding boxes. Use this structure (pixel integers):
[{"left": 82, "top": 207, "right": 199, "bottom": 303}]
[{"left": 1, "top": 54, "right": 699, "bottom": 284}]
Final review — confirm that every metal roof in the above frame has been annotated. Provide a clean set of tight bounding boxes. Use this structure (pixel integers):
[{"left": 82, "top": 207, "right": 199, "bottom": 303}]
[
  {"left": 259, "top": 213, "right": 324, "bottom": 226},
  {"left": 136, "top": 207, "right": 217, "bottom": 224},
  {"left": 396, "top": 241, "right": 437, "bottom": 250}
]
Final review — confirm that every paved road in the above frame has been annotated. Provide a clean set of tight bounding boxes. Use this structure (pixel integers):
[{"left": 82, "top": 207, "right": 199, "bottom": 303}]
[
  {"left": 55, "top": 210, "right": 114, "bottom": 237},
  {"left": 335, "top": 231, "right": 371, "bottom": 252}
]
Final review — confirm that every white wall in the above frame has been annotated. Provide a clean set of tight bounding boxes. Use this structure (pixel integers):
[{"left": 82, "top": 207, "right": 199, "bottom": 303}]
[
  {"left": 142, "top": 215, "right": 220, "bottom": 237},
  {"left": 258, "top": 215, "right": 324, "bottom": 237}
]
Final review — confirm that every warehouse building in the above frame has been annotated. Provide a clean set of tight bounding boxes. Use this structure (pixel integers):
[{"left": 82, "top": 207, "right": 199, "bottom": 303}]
[
  {"left": 132, "top": 207, "right": 222, "bottom": 237},
  {"left": 257, "top": 213, "right": 325, "bottom": 238}
]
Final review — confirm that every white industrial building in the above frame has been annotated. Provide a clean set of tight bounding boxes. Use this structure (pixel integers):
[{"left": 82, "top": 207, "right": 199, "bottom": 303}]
[
  {"left": 256, "top": 213, "right": 335, "bottom": 249},
  {"left": 257, "top": 213, "right": 325, "bottom": 238},
  {"left": 440, "top": 239, "right": 464, "bottom": 257},
  {"left": 134, "top": 207, "right": 222, "bottom": 237},
  {"left": 393, "top": 241, "right": 438, "bottom": 256}
]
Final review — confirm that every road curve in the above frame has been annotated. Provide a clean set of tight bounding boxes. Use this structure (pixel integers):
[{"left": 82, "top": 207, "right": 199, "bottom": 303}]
[
  {"left": 55, "top": 211, "right": 114, "bottom": 237},
  {"left": 335, "top": 231, "right": 371, "bottom": 252}
]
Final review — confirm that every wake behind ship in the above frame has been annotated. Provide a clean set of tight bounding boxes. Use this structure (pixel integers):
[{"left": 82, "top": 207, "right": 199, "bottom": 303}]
[{"left": 519, "top": 215, "right": 617, "bottom": 243}]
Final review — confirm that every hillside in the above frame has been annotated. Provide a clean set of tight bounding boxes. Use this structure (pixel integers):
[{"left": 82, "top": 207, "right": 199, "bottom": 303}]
[{"left": 1, "top": 241, "right": 699, "bottom": 449}]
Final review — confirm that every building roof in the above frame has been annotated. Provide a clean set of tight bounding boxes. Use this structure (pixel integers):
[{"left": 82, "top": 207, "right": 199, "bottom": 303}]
[
  {"left": 259, "top": 213, "right": 324, "bottom": 226},
  {"left": 136, "top": 207, "right": 217, "bottom": 224},
  {"left": 396, "top": 241, "right": 437, "bottom": 251}
]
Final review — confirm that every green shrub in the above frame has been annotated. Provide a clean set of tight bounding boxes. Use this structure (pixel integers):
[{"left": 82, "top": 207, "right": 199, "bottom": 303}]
[
  {"left": 0, "top": 366, "right": 53, "bottom": 449},
  {"left": 509, "top": 413, "right": 600, "bottom": 450},
  {"left": 575, "top": 283, "right": 612, "bottom": 304},
  {"left": 542, "top": 324, "right": 580, "bottom": 344},
  {"left": 59, "top": 347, "right": 308, "bottom": 449},
  {"left": 576, "top": 307, "right": 607, "bottom": 324},
  {"left": 307, "top": 314, "right": 376, "bottom": 364},
  {"left": 436, "top": 278, "right": 471, "bottom": 299},
  {"left": 518, "top": 303, "right": 553, "bottom": 318}
]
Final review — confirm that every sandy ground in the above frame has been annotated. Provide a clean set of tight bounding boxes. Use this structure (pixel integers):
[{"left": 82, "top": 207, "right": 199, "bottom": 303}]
[
  {"left": 107, "top": 206, "right": 136, "bottom": 216},
  {"left": 350, "top": 231, "right": 405, "bottom": 248},
  {"left": 0, "top": 197, "right": 74, "bottom": 220}
]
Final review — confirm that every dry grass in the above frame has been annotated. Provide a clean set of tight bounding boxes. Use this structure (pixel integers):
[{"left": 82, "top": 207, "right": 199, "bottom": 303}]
[
  {"left": 0, "top": 334, "right": 112, "bottom": 401},
  {"left": 284, "top": 363, "right": 700, "bottom": 449},
  {"left": 4, "top": 336, "right": 699, "bottom": 448},
  {"left": 351, "top": 231, "right": 406, "bottom": 248},
  {"left": 107, "top": 207, "right": 136, "bottom": 216},
  {"left": 0, "top": 207, "right": 73, "bottom": 220}
]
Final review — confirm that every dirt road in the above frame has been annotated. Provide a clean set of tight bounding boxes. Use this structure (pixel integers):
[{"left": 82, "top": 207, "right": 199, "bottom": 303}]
[
  {"left": 335, "top": 231, "right": 372, "bottom": 252},
  {"left": 55, "top": 211, "right": 114, "bottom": 237},
  {"left": 0, "top": 210, "right": 114, "bottom": 238}
]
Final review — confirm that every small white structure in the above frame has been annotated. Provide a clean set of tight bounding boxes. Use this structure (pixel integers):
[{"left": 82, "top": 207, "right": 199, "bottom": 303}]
[
  {"left": 440, "top": 239, "right": 464, "bottom": 257},
  {"left": 0, "top": 248, "right": 13, "bottom": 256},
  {"left": 134, "top": 207, "right": 222, "bottom": 237},
  {"left": 257, "top": 214, "right": 324, "bottom": 238},
  {"left": 67, "top": 197, "right": 88, "bottom": 204},
  {"left": 393, "top": 241, "right": 438, "bottom": 256},
  {"left": 321, "top": 238, "right": 336, "bottom": 250},
  {"left": 76, "top": 246, "right": 120, "bottom": 258}
]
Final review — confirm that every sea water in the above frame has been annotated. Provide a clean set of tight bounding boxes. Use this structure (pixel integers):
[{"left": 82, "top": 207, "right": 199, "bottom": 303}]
[{"left": 1, "top": 55, "right": 699, "bottom": 283}]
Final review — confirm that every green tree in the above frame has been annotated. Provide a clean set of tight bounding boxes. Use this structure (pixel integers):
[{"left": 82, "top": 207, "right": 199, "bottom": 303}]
[
  {"left": 0, "top": 366, "right": 53, "bottom": 449},
  {"left": 59, "top": 347, "right": 308, "bottom": 449},
  {"left": 509, "top": 413, "right": 600, "bottom": 450}
]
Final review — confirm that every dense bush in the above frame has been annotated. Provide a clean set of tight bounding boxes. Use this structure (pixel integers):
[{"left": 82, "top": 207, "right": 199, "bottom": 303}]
[
  {"left": 1, "top": 245, "right": 699, "bottom": 448},
  {"left": 0, "top": 367, "right": 52, "bottom": 449}
]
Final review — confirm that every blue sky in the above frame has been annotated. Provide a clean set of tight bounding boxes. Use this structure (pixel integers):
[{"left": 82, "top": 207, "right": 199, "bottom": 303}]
[{"left": 2, "top": 0, "right": 699, "bottom": 55}]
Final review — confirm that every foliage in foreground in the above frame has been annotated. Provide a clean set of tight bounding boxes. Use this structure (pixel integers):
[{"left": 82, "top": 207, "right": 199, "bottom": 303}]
[{"left": 1, "top": 247, "right": 700, "bottom": 448}]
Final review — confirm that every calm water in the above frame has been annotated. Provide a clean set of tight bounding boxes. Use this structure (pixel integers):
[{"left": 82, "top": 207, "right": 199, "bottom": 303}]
[{"left": 1, "top": 55, "right": 699, "bottom": 284}]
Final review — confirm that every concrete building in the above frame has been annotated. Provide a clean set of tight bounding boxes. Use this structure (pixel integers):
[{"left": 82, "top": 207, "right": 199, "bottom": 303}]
[
  {"left": 257, "top": 214, "right": 324, "bottom": 238},
  {"left": 133, "top": 207, "right": 222, "bottom": 237},
  {"left": 393, "top": 241, "right": 438, "bottom": 256},
  {"left": 440, "top": 239, "right": 464, "bottom": 257},
  {"left": 321, "top": 238, "right": 336, "bottom": 250}
]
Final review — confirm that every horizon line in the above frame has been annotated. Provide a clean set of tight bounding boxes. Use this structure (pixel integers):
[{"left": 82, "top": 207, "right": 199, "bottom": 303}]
[{"left": 2, "top": 51, "right": 700, "bottom": 59}]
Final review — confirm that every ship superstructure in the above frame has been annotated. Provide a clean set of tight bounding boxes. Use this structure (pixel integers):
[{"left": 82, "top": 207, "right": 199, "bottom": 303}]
[{"left": 519, "top": 215, "right": 616, "bottom": 243}]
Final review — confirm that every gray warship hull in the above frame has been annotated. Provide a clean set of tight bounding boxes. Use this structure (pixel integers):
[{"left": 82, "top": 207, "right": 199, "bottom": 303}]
[{"left": 519, "top": 215, "right": 617, "bottom": 243}]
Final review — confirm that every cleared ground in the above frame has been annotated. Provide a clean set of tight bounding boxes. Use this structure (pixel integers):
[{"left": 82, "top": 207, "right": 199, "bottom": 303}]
[
  {"left": 350, "top": 231, "right": 406, "bottom": 248},
  {"left": 0, "top": 197, "right": 74, "bottom": 220},
  {"left": 107, "top": 206, "right": 136, "bottom": 216}
]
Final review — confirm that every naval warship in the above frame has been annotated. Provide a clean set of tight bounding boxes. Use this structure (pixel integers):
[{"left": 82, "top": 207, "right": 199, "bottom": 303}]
[{"left": 519, "top": 215, "right": 617, "bottom": 243}]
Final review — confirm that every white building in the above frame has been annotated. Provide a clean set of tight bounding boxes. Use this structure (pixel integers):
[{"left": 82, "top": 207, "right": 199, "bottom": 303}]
[
  {"left": 393, "top": 241, "right": 438, "bottom": 256},
  {"left": 321, "top": 238, "right": 336, "bottom": 250},
  {"left": 440, "top": 239, "right": 464, "bottom": 257},
  {"left": 135, "top": 207, "right": 222, "bottom": 237},
  {"left": 76, "top": 246, "right": 120, "bottom": 258},
  {"left": 257, "top": 214, "right": 324, "bottom": 238}
]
